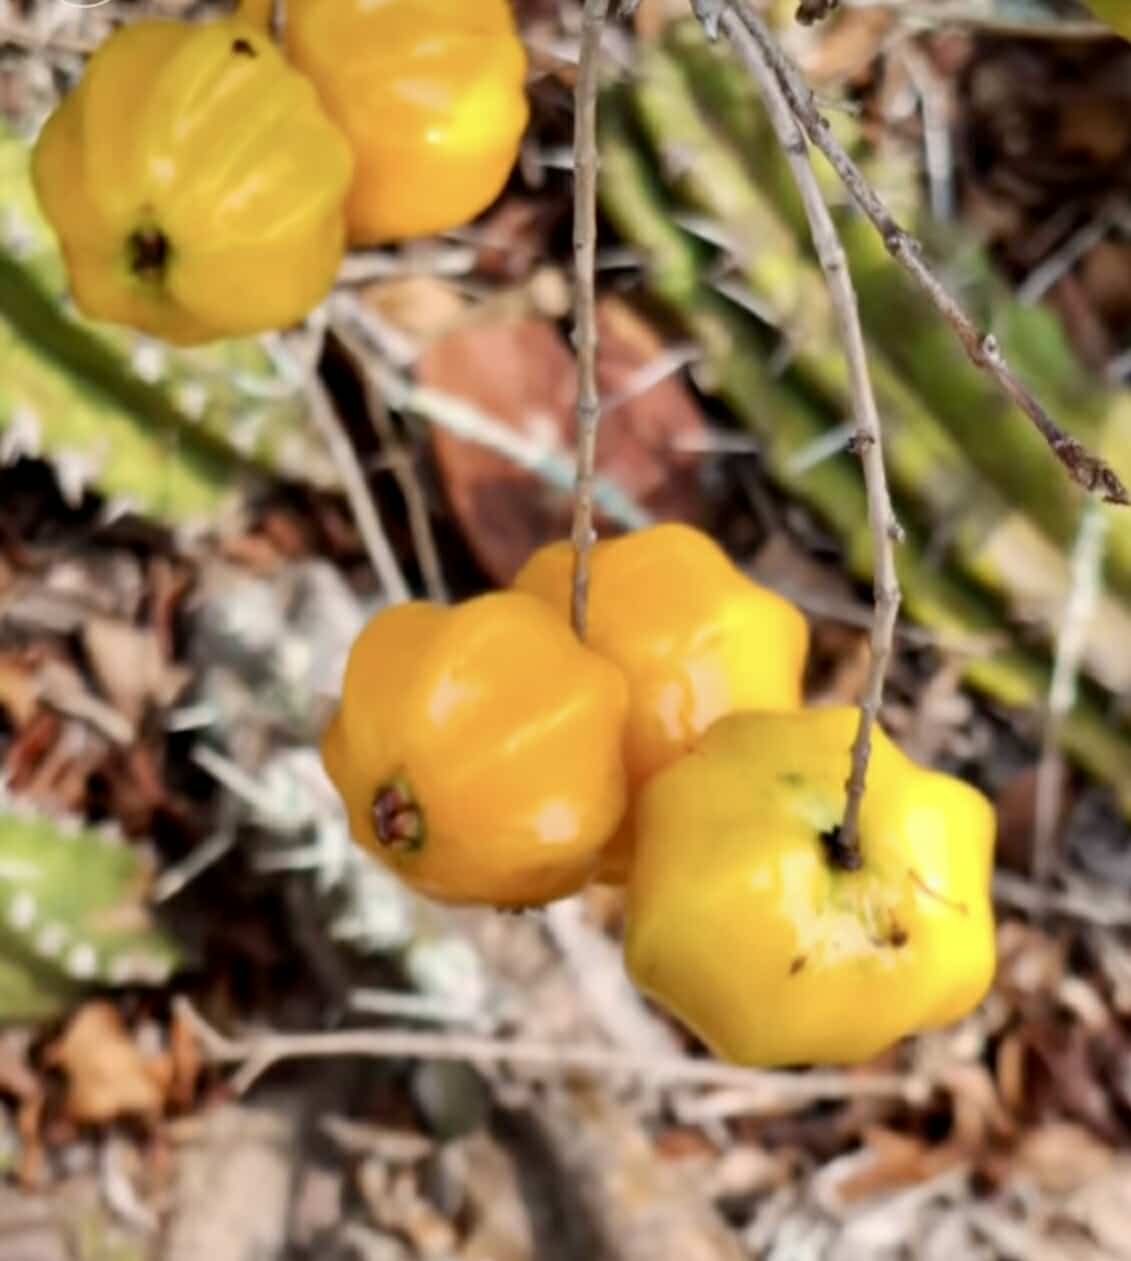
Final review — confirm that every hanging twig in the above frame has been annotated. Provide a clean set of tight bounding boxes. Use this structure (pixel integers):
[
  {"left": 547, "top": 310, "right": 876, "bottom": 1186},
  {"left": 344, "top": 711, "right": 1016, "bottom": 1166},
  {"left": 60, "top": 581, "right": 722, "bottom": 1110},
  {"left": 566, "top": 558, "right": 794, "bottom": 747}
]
[
  {"left": 694, "top": 0, "right": 1129, "bottom": 506},
  {"left": 570, "top": 0, "right": 611, "bottom": 637},
  {"left": 720, "top": 13, "right": 901, "bottom": 863}
]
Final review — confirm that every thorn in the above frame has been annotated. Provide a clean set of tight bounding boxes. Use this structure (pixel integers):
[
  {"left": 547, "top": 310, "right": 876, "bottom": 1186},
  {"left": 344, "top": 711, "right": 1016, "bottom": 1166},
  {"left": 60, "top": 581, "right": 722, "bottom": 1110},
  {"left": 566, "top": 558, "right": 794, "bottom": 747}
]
[
  {"left": 7, "top": 891, "right": 37, "bottom": 932},
  {"left": 65, "top": 943, "right": 98, "bottom": 981},
  {"left": 0, "top": 406, "right": 43, "bottom": 463},
  {"left": 691, "top": 0, "right": 724, "bottom": 39},
  {"left": 52, "top": 448, "right": 98, "bottom": 508},
  {"left": 35, "top": 923, "right": 68, "bottom": 958}
]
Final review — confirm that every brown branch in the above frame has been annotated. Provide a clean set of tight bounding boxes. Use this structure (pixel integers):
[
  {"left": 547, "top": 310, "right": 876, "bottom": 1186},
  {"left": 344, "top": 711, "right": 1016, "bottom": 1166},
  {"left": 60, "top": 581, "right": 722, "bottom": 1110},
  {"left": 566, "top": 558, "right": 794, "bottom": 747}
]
[
  {"left": 707, "top": 0, "right": 1129, "bottom": 507},
  {"left": 570, "top": 0, "right": 611, "bottom": 637},
  {"left": 719, "top": 14, "right": 901, "bottom": 863}
]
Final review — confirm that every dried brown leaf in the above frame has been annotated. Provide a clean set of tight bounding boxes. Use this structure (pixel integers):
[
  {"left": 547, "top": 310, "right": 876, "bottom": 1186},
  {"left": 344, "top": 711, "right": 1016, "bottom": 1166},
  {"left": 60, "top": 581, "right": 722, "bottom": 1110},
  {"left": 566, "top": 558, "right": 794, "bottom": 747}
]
[
  {"left": 362, "top": 275, "right": 470, "bottom": 346},
  {"left": 633, "top": 0, "right": 693, "bottom": 41},
  {"left": 941, "top": 1063, "right": 1017, "bottom": 1153},
  {"left": 472, "top": 197, "right": 562, "bottom": 283},
  {"left": 83, "top": 618, "right": 191, "bottom": 725},
  {"left": 996, "top": 1029, "right": 1028, "bottom": 1115},
  {"left": 0, "top": 1032, "right": 40, "bottom": 1102},
  {"left": 0, "top": 651, "right": 41, "bottom": 729},
  {"left": 1081, "top": 241, "right": 1131, "bottom": 330},
  {"left": 995, "top": 767, "right": 1066, "bottom": 876},
  {"left": 455, "top": 1132, "right": 535, "bottom": 1261},
  {"left": 801, "top": 9, "right": 894, "bottom": 85},
  {"left": 167, "top": 1004, "right": 204, "bottom": 1114},
  {"left": 1014, "top": 1122, "right": 1114, "bottom": 1193},
  {"left": 4, "top": 710, "right": 63, "bottom": 790},
  {"left": 829, "top": 1127, "right": 965, "bottom": 1206},
  {"left": 358, "top": 1160, "right": 458, "bottom": 1258},
  {"left": 424, "top": 303, "right": 706, "bottom": 584},
  {"left": 45, "top": 1002, "right": 164, "bottom": 1127},
  {"left": 1022, "top": 1020, "right": 1123, "bottom": 1143},
  {"left": 995, "top": 921, "right": 1067, "bottom": 1004}
]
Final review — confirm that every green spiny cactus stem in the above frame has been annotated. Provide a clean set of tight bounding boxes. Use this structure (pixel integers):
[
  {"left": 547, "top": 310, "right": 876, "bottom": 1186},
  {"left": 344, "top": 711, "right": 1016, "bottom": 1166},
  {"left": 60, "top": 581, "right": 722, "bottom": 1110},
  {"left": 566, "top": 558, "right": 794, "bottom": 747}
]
[{"left": 0, "top": 786, "right": 179, "bottom": 1023}]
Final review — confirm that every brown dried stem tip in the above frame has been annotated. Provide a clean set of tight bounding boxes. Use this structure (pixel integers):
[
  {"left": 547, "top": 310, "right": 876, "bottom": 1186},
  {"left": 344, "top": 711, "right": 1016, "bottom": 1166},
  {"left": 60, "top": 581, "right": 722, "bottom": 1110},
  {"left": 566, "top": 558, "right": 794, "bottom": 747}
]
[{"left": 371, "top": 777, "right": 424, "bottom": 853}]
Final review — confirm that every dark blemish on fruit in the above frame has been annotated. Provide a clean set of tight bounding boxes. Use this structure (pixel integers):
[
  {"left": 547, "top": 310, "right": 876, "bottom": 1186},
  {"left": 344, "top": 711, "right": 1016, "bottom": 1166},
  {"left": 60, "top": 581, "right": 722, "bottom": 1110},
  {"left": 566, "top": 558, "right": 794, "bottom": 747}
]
[
  {"left": 232, "top": 38, "right": 257, "bottom": 56},
  {"left": 127, "top": 227, "right": 170, "bottom": 280},
  {"left": 789, "top": 955, "right": 808, "bottom": 975}
]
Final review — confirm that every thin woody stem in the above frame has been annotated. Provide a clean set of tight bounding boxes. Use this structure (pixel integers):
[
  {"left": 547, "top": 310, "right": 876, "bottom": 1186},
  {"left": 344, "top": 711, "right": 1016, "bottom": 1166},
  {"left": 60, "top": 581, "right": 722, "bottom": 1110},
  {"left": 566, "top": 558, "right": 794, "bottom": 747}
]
[
  {"left": 700, "top": 0, "right": 1128, "bottom": 506},
  {"left": 720, "top": 11, "right": 900, "bottom": 864},
  {"left": 570, "top": 0, "right": 611, "bottom": 638}
]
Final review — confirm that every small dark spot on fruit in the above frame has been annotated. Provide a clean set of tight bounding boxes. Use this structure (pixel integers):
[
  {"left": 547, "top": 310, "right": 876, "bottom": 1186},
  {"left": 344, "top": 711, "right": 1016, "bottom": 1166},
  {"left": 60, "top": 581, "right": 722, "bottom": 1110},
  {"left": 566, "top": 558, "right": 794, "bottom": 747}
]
[
  {"left": 779, "top": 771, "right": 805, "bottom": 788},
  {"left": 232, "top": 38, "right": 256, "bottom": 56},
  {"left": 127, "top": 227, "right": 170, "bottom": 280},
  {"left": 890, "top": 923, "right": 909, "bottom": 948},
  {"left": 789, "top": 955, "right": 807, "bottom": 975}
]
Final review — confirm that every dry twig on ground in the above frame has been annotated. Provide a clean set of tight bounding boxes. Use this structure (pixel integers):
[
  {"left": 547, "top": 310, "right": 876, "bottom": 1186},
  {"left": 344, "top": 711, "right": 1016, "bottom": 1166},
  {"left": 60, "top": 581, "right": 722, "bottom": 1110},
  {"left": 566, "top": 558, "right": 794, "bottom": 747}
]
[{"left": 176, "top": 997, "right": 928, "bottom": 1103}]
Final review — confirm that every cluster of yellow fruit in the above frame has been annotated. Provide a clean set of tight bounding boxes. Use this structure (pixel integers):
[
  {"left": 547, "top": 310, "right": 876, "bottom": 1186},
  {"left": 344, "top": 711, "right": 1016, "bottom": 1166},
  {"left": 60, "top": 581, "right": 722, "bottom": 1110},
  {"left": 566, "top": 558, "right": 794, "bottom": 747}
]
[
  {"left": 32, "top": 0, "right": 530, "bottom": 345},
  {"left": 323, "top": 524, "right": 998, "bottom": 1068}
]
